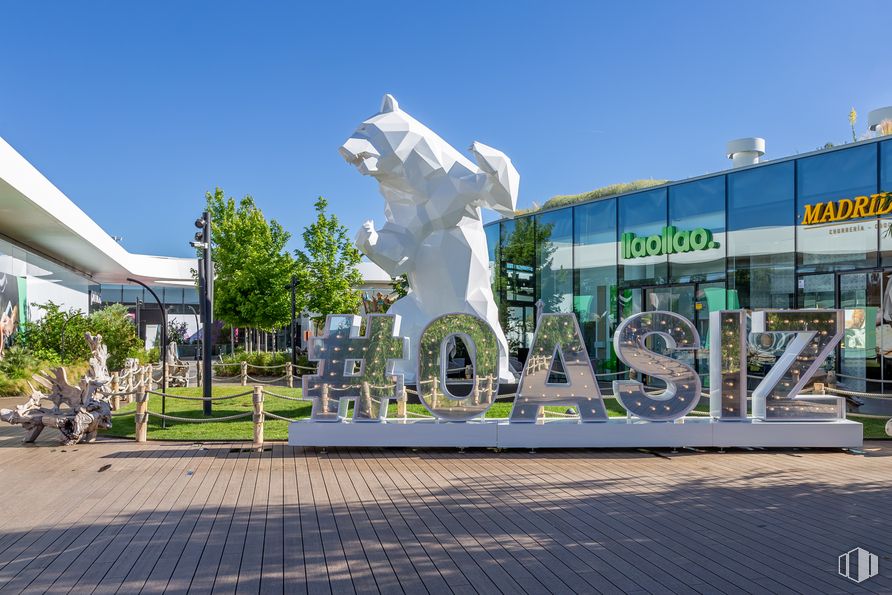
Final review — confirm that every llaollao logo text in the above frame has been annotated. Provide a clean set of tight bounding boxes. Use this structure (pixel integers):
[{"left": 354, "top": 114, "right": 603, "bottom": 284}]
[{"left": 621, "top": 225, "right": 719, "bottom": 259}]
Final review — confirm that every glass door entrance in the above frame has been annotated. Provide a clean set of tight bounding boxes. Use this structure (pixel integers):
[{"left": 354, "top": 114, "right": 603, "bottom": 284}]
[
  {"left": 798, "top": 270, "right": 886, "bottom": 393},
  {"left": 838, "top": 271, "right": 882, "bottom": 393}
]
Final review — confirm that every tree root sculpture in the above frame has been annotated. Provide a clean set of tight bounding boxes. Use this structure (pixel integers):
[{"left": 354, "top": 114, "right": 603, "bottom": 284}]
[{"left": 0, "top": 333, "right": 115, "bottom": 445}]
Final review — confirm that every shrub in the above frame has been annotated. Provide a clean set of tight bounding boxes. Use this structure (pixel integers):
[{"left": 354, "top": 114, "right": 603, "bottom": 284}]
[
  {"left": 211, "top": 350, "right": 309, "bottom": 377},
  {"left": 0, "top": 345, "right": 89, "bottom": 397},
  {"left": 0, "top": 346, "right": 41, "bottom": 380},
  {"left": 89, "top": 304, "right": 144, "bottom": 370},
  {"left": 17, "top": 301, "right": 143, "bottom": 371}
]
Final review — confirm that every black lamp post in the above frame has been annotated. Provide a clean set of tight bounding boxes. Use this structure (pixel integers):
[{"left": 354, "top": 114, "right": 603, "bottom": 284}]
[
  {"left": 126, "top": 278, "right": 167, "bottom": 427},
  {"left": 192, "top": 212, "right": 213, "bottom": 416},
  {"left": 284, "top": 274, "right": 299, "bottom": 366}
]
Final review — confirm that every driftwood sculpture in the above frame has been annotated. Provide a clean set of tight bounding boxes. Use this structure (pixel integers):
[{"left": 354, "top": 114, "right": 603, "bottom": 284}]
[
  {"left": 165, "top": 342, "right": 189, "bottom": 387},
  {"left": 0, "top": 333, "right": 115, "bottom": 445}
]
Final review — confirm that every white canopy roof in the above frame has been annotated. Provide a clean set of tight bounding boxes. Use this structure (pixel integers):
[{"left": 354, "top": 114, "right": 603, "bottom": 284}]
[{"left": 0, "top": 136, "right": 196, "bottom": 286}]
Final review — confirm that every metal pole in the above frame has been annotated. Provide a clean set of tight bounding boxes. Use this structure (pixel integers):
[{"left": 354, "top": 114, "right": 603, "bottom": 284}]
[
  {"left": 289, "top": 275, "right": 297, "bottom": 367},
  {"left": 126, "top": 278, "right": 167, "bottom": 428},
  {"left": 59, "top": 312, "right": 80, "bottom": 364},
  {"left": 202, "top": 212, "right": 214, "bottom": 414}
]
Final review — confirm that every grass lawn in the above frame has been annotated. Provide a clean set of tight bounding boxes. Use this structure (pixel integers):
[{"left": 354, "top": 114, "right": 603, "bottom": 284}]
[{"left": 102, "top": 386, "right": 890, "bottom": 442}]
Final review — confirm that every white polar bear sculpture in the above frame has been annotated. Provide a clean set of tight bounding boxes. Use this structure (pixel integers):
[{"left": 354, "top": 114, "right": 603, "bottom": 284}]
[{"left": 340, "top": 94, "right": 518, "bottom": 383}]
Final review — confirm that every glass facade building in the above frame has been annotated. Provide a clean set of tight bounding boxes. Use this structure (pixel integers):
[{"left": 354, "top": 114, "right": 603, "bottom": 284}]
[{"left": 486, "top": 137, "right": 892, "bottom": 391}]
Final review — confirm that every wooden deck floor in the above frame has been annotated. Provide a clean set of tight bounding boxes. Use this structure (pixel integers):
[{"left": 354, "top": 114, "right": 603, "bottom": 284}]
[{"left": 0, "top": 424, "right": 890, "bottom": 594}]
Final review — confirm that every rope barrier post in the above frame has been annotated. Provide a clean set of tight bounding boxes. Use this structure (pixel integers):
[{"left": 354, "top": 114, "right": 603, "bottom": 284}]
[
  {"left": 432, "top": 376, "right": 439, "bottom": 408},
  {"left": 286, "top": 363, "right": 293, "bottom": 388},
  {"left": 197, "top": 361, "right": 202, "bottom": 388},
  {"left": 110, "top": 373, "right": 120, "bottom": 411},
  {"left": 241, "top": 361, "right": 248, "bottom": 387},
  {"left": 253, "top": 385, "right": 264, "bottom": 451},
  {"left": 397, "top": 378, "right": 407, "bottom": 419},
  {"left": 321, "top": 383, "right": 330, "bottom": 413},
  {"left": 135, "top": 388, "right": 148, "bottom": 443},
  {"left": 472, "top": 376, "right": 479, "bottom": 405},
  {"left": 361, "top": 381, "right": 371, "bottom": 418}
]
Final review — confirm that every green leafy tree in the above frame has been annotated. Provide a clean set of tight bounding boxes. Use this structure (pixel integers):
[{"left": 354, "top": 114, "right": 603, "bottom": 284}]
[
  {"left": 205, "top": 188, "right": 297, "bottom": 341},
  {"left": 393, "top": 274, "right": 409, "bottom": 299},
  {"left": 89, "top": 304, "right": 145, "bottom": 369},
  {"left": 295, "top": 197, "right": 363, "bottom": 329},
  {"left": 18, "top": 302, "right": 143, "bottom": 369}
]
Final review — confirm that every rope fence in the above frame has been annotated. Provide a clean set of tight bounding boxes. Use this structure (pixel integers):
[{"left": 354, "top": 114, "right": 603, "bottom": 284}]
[{"left": 119, "top": 354, "right": 892, "bottom": 447}]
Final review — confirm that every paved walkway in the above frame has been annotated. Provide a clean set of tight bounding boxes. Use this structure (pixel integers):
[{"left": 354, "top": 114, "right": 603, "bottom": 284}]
[{"left": 0, "top": 423, "right": 890, "bottom": 594}]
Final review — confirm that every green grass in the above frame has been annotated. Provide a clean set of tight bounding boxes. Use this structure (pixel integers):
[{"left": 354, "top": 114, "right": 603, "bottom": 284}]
[
  {"left": 849, "top": 415, "right": 891, "bottom": 440},
  {"left": 518, "top": 179, "right": 669, "bottom": 214},
  {"left": 101, "top": 386, "right": 890, "bottom": 442}
]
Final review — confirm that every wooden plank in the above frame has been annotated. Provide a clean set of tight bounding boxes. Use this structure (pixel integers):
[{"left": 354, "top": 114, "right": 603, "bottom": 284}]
[
  {"left": 0, "top": 445, "right": 184, "bottom": 592},
  {"left": 186, "top": 445, "right": 254, "bottom": 593},
  {"left": 0, "top": 434, "right": 889, "bottom": 594},
  {"left": 160, "top": 444, "right": 243, "bottom": 593},
  {"left": 304, "top": 450, "right": 357, "bottom": 594},
  {"left": 282, "top": 443, "right": 308, "bottom": 593},
  {"left": 259, "top": 443, "right": 286, "bottom": 595}
]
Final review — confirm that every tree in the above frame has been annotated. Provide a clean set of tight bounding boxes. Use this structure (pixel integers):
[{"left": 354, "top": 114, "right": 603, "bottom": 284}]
[
  {"left": 18, "top": 302, "right": 143, "bottom": 369},
  {"left": 205, "top": 189, "right": 296, "bottom": 348},
  {"left": 295, "top": 197, "right": 363, "bottom": 329}
]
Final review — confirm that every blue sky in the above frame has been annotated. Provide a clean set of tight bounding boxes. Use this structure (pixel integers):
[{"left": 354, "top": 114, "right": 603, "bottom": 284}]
[{"left": 1, "top": 1, "right": 888, "bottom": 257}]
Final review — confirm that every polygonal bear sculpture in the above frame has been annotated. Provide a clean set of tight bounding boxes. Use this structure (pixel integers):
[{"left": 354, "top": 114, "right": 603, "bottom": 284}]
[{"left": 340, "top": 94, "right": 518, "bottom": 383}]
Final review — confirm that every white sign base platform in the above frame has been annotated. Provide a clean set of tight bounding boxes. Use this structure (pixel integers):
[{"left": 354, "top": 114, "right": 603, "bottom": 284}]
[{"left": 288, "top": 418, "right": 863, "bottom": 449}]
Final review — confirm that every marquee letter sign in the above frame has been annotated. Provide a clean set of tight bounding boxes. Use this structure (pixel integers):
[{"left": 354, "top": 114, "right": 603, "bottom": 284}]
[
  {"left": 750, "top": 310, "right": 844, "bottom": 420},
  {"left": 612, "top": 311, "right": 701, "bottom": 421},
  {"left": 302, "top": 314, "right": 407, "bottom": 422},
  {"left": 416, "top": 313, "right": 499, "bottom": 421},
  {"left": 290, "top": 309, "right": 861, "bottom": 449},
  {"left": 509, "top": 312, "right": 608, "bottom": 422}
]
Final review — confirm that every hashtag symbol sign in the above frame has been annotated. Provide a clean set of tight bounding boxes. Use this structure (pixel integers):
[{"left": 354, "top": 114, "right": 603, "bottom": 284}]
[{"left": 302, "top": 314, "right": 407, "bottom": 421}]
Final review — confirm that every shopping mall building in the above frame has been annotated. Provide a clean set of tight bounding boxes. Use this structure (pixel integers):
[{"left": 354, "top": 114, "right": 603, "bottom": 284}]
[{"left": 485, "top": 114, "right": 892, "bottom": 394}]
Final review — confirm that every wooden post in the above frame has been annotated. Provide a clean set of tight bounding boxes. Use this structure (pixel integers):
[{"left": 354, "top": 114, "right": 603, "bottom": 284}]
[
  {"left": 252, "top": 385, "right": 264, "bottom": 450},
  {"left": 286, "top": 363, "right": 293, "bottom": 388},
  {"left": 241, "top": 361, "right": 248, "bottom": 386},
  {"left": 196, "top": 360, "right": 203, "bottom": 388},
  {"left": 135, "top": 388, "right": 148, "bottom": 443},
  {"left": 110, "top": 373, "right": 120, "bottom": 411},
  {"left": 431, "top": 375, "right": 439, "bottom": 408},
  {"left": 397, "top": 379, "right": 407, "bottom": 419},
  {"left": 321, "top": 383, "right": 330, "bottom": 414},
  {"left": 486, "top": 375, "right": 494, "bottom": 404},
  {"left": 361, "top": 381, "right": 372, "bottom": 418}
]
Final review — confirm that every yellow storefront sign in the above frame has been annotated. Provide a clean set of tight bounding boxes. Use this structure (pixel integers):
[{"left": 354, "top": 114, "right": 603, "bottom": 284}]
[{"left": 801, "top": 191, "right": 892, "bottom": 225}]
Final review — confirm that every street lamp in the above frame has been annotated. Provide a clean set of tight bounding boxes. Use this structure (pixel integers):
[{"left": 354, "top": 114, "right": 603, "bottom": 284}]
[
  {"left": 284, "top": 274, "right": 300, "bottom": 366},
  {"left": 193, "top": 212, "right": 214, "bottom": 415},
  {"left": 126, "top": 278, "right": 168, "bottom": 427}
]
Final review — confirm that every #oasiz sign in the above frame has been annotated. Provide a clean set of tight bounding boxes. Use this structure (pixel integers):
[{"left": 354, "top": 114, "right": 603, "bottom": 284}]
[{"left": 300, "top": 308, "right": 846, "bottom": 426}]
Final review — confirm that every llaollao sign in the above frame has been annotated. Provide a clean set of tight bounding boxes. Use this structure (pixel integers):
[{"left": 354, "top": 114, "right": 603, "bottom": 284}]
[{"left": 621, "top": 226, "right": 719, "bottom": 259}]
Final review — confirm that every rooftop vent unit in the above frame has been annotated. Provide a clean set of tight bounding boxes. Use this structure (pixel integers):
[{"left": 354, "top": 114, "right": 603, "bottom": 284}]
[
  {"left": 726, "top": 137, "right": 765, "bottom": 168},
  {"left": 868, "top": 106, "right": 892, "bottom": 133}
]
